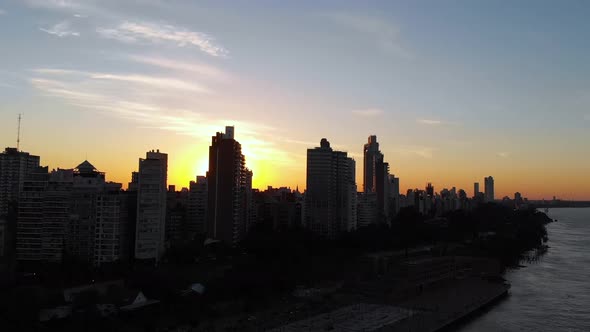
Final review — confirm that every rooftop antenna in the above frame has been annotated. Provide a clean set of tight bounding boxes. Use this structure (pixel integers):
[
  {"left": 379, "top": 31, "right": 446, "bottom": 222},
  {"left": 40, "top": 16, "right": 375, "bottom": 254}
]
[{"left": 17, "top": 113, "right": 22, "bottom": 151}]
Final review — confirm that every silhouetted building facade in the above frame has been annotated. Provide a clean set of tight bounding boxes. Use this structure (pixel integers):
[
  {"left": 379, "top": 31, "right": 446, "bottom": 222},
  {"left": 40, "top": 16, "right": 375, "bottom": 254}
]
[
  {"left": 16, "top": 167, "right": 71, "bottom": 262},
  {"left": 514, "top": 192, "right": 524, "bottom": 209},
  {"left": 1, "top": 147, "right": 40, "bottom": 258},
  {"left": 206, "top": 126, "right": 253, "bottom": 247},
  {"left": 165, "top": 186, "right": 188, "bottom": 245},
  {"left": 375, "top": 159, "right": 390, "bottom": 223},
  {"left": 388, "top": 175, "right": 400, "bottom": 217},
  {"left": 305, "top": 138, "right": 357, "bottom": 239},
  {"left": 253, "top": 187, "right": 302, "bottom": 231},
  {"left": 187, "top": 176, "right": 208, "bottom": 240},
  {"left": 135, "top": 150, "right": 168, "bottom": 263},
  {"left": 16, "top": 161, "right": 128, "bottom": 266},
  {"left": 0, "top": 147, "right": 40, "bottom": 217},
  {"left": 363, "top": 136, "right": 382, "bottom": 193},
  {"left": 484, "top": 176, "right": 495, "bottom": 202},
  {"left": 357, "top": 192, "right": 377, "bottom": 228},
  {"left": 362, "top": 136, "right": 391, "bottom": 223},
  {"left": 426, "top": 183, "right": 434, "bottom": 198},
  {"left": 93, "top": 182, "right": 127, "bottom": 266},
  {"left": 473, "top": 182, "right": 480, "bottom": 199}
]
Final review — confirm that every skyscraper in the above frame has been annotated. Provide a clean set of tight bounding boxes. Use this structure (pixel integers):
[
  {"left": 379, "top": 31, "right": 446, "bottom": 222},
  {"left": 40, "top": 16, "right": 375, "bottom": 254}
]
[
  {"left": 187, "top": 176, "right": 208, "bottom": 240},
  {"left": 16, "top": 167, "right": 71, "bottom": 262},
  {"left": 426, "top": 183, "right": 434, "bottom": 198},
  {"left": 93, "top": 182, "right": 127, "bottom": 266},
  {"left": 375, "top": 159, "right": 390, "bottom": 221},
  {"left": 15, "top": 161, "right": 128, "bottom": 265},
  {"left": 0, "top": 147, "right": 40, "bottom": 217},
  {"left": 305, "top": 138, "right": 357, "bottom": 239},
  {"left": 69, "top": 160, "right": 107, "bottom": 264},
  {"left": 389, "top": 175, "right": 400, "bottom": 217},
  {"left": 71, "top": 160, "right": 130, "bottom": 267},
  {"left": 363, "top": 135, "right": 391, "bottom": 223},
  {"left": 207, "top": 126, "right": 252, "bottom": 247},
  {"left": 363, "top": 135, "right": 382, "bottom": 193},
  {"left": 165, "top": 186, "right": 188, "bottom": 245},
  {"left": 474, "top": 182, "right": 480, "bottom": 198},
  {"left": 135, "top": 150, "right": 168, "bottom": 263},
  {"left": 484, "top": 176, "right": 495, "bottom": 202}
]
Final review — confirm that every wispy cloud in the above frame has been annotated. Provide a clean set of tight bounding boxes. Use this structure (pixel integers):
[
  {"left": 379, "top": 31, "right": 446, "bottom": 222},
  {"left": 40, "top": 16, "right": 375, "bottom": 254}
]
[
  {"left": 33, "top": 68, "right": 211, "bottom": 93},
  {"left": 40, "top": 21, "right": 80, "bottom": 37},
  {"left": 29, "top": 67, "right": 295, "bottom": 166},
  {"left": 392, "top": 146, "right": 435, "bottom": 159},
  {"left": 416, "top": 118, "right": 461, "bottom": 126},
  {"left": 24, "top": 0, "right": 82, "bottom": 10},
  {"left": 128, "top": 55, "right": 231, "bottom": 81},
  {"left": 90, "top": 73, "right": 211, "bottom": 93},
  {"left": 352, "top": 108, "right": 384, "bottom": 117},
  {"left": 282, "top": 139, "right": 321, "bottom": 146},
  {"left": 97, "top": 21, "right": 227, "bottom": 57},
  {"left": 497, "top": 152, "right": 510, "bottom": 158},
  {"left": 321, "top": 12, "right": 410, "bottom": 58},
  {"left": 417, "top": 119, "right": 442, "bottom": 125},
  {"left": 33, "top": 68, "right": 85, "bottom": 75}
]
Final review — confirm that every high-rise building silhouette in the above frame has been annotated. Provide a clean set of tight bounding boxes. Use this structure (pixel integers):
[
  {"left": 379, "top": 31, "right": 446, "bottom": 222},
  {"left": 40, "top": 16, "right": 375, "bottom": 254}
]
[
  {"left": 0, "top": 147, "right": 40, "bottom": 217},
  {"left": 363, "top": 135, "right": 391, "bottom": 223},
  {"left": 474, "top": 182, "right": 480, "bottom": 198},
  {"left": 426, "top": 183, "right": 435, "bottom": 198},
  {"left": 206, "top": 126, "right": 253, "bottom": 247},
  {"left": 389, "top": 175, "right": 400, "bottom": 216},
  {"left": 93, "top": 182, "right": 127, "bottom": 266},
  {"left": 357, "top": 192, "right": 377, "bottom": 228},
  {"left": 484, "top": 176, "right": 495, "bottom": 202},
  {"left": 70, "top": 161, "right": 127, "bottom": 266},
  {"left": 15, "top": 166, "right": 50, "bottom": 261},
  {"left": 135, "top": 150, "right": 168, "bottom": 263},
  {"left": 16, "top": 167, "right": 71, "bottom": 262},
  {"left": 514, "top": 192, "right": 524, "bottom": 208},
  {"left": 375, "top": 158, "right": 390, "bottom": 222},
  {"left": 16, "top": 161, "right": 128, "bottom": 265},
  {"left": 187, "top": 176, "right": 208, "bottom": 240},
  {"left": 165, "top": 186, "right": 188, "bottom": 245},
  {"left": 363, "top": 135, "right": 382, "bottom": 193},
  {"left": 252, "top": 187, "right": 302, "bottom": 231},
  {"left": 305, "top": 138, "right": 357, "bottom": 239}
]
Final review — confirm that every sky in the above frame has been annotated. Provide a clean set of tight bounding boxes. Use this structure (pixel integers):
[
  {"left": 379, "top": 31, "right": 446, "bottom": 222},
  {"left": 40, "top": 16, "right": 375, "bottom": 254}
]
[{"left": 0, "top": 0, "right": 589, "bottom": 200}]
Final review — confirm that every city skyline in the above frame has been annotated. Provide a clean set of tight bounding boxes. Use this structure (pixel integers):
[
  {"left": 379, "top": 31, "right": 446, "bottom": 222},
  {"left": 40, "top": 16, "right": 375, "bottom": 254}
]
[
  {"left": 1, "top": 1, "right": 590, "bottom": 200},
  {"left": 0, "top": 128, "right": 566, "bottom": 202}
]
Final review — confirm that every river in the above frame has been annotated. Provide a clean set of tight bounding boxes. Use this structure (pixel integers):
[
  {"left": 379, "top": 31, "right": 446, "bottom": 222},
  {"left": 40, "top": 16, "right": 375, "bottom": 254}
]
[{"left": 457, "top": 207, "right": 590, "bottom": 331}]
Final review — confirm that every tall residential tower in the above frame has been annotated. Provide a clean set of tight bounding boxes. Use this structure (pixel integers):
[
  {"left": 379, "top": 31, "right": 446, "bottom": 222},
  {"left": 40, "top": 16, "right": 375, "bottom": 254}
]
[
  {"left": 305, "top": 138, "right": 357, "bottom": 239},
  {"left": 0, "top": 147, "right": 40, "bottom": 216},
  {"left": 206, "top": 126, "right": 253, "bottom": 247},
  {"left": 484, "top": 176, "right": 495, "bottom": 202},
  {"left": 135, "top": 150, "right": 168, "bottom": 263}
]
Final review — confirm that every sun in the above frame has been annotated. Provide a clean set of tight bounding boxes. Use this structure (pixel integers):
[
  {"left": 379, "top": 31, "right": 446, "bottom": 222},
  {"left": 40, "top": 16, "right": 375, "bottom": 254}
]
[{"left": 195, "top": 156, "right": 209, "bottom": 177}]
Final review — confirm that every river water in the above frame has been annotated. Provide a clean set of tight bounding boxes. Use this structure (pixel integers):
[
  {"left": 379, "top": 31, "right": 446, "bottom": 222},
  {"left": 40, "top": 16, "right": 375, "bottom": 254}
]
[{"left": 458, "top": 208, "right": 590, "bottom": 332}]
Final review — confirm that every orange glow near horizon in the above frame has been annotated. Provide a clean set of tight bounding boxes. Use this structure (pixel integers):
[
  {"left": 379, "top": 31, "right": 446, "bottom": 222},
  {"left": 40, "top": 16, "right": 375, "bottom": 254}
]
[
  {"left": 17, "top": 145, "right": 590, "bottom": 201},
  {"left": 4, "top": 116, "right": 588, "bottom": 201}
]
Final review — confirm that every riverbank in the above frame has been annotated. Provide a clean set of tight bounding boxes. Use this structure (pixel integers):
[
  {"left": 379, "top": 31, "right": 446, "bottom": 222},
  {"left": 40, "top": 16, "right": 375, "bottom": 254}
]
[
  {"left": 457, "top": 208, "right": 590, "bottom": 331},
  {"left": 255, "top": 276, "right": 509, "bottom": 332},
  {"left": 396, "top": 278, "right": 510, "bottom": 332}
]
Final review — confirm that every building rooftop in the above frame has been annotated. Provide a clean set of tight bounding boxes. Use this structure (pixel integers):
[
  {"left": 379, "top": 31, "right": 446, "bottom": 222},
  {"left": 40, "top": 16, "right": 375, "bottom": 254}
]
[{"left": 75, "top": 160, "right": 98, "bottom": 173}]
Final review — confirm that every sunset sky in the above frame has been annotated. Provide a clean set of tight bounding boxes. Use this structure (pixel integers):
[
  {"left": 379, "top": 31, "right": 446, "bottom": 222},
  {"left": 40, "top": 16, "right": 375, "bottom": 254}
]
[{"left": 1, "top": 0, "right": 589, "bottom": 200}]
